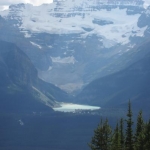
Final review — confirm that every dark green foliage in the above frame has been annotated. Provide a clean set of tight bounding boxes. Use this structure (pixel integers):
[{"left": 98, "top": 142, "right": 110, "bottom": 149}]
[
  {"left": 134, "top": 111, "right": 145, "bottom": 150},
  {"left": 89, "top": 119, "right": 112, "bottom": 150},
  {"left": 144, "top": 120, "right": 150, "bottom": 150},
  {"left": 111, "top": 123, "right": 121, "bottom": 150},
  {"left": 119, "top": 118, "right": 124, "bottom": 150},
  {"left": 89, "top": 101, "right": 150, "bottom": 150},
  {"left": 125, "top": 101, "right": 134, "bottom": 150}
]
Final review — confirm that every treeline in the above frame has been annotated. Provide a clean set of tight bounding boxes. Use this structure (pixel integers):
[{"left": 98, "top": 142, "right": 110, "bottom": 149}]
[{"left": 89, "top": 101, "right": 150, "bottom": 150}]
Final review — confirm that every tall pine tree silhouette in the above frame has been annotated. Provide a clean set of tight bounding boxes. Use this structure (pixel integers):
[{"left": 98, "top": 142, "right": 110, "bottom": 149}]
[
  {"left": 134, "top": 111, "right": 145, "bottom": 150},
  {"left": 89, "top": 100, "right": 150, "bottom": 150},
  {"left": 144, "top": 120, "right": 150, "bottom": 150},
  {"left": 89, "top": 119, "right": 112, "bottom": 150},
  {"left": 111, "top": 122, "right": 121, "bottom": 150},
  {"left": 120, "top": 118, "right": 124, "bottom": 150},
  {"left": 125, "top": 101, "right": 134, "bottom": 150}
]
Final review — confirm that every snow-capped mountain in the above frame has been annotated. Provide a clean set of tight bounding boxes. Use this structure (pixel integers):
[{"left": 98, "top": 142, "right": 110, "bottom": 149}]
[
  {"left": 0, "top": 0, "right": 150, "bottom": 93},
  {"left": 1, "top": 0, "right": 146, "bottom": 43}
]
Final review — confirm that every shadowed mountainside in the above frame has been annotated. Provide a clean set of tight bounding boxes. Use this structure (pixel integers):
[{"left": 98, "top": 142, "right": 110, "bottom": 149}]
[
  {"left": 75, "top": 46, "right": 150, "bottom": 111},
  {"left": 0, "top": 40, "right": 71, "bottom": 113}
]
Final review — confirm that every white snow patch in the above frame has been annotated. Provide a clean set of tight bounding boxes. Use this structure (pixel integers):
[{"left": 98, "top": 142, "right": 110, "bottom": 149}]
[
  {"left": 143, "top": 0, "right": 150, "bottom": 8},
  {"left": 24, "top": 32, "right": 31, "bottom": 38},
  {"left": 0, "top": 1, "right": 147, "bottom": 47},
  {"left": 128, "top": 44, "right": 136, "bottom": 48},
  {"left": 59, "top": 82, "right": 84, "bottom": 93},
  {"left": 102, "top": 38, "right": 117, "bottom": 48},
  {"left": 20, "top": 30, "right": 32, "bottom": 37},
  {"left": 18, "top": 120, "right": 24, "bottom": 126},
  {"left": 30, "top": 41, "right": 42, "bottom": 49},
  {"left": 53, "top": 103, "right": 100, "bottom": 112},
  {"left": 51, "top": 56, "right": 76, "bottom": 64},
  {"left": 0, "top": 5, "right": 9, "bottom": 11},
  {"left": 48, "top": 45, "right": 52, "bottom": 48},
  {"left": 48, "top": 66, "right": 52, "bottom": 71}
]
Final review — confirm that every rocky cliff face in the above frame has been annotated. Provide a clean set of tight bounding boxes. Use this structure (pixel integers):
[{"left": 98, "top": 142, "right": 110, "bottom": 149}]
[
  {"left": 0, "top": 41, "right": 38, "bottom": 86},
  {"left": 0, "top": 0, "right": 149, "bottom": 93},
  {"left": 0, "top": 40, "right": 70, "bottom": 112}
]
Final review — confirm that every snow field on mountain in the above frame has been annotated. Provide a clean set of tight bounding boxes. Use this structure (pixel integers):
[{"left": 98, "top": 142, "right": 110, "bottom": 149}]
[
  {"left": 30, "top": 41, "right": 42, "bottom": 49},
  {"left": 51, "top": 56, "right": 76, "bottom": 64},
  {"left": 0, "top": 2, "right": 147, "bottom": 48}
]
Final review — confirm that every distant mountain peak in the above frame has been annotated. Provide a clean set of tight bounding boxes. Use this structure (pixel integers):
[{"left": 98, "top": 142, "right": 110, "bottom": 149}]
[
  {"left": 0, "top": 0, "right": 146, "bottom": 45},
  {"left": 0, "top": 0, "right": 150, "bottom": 93}
]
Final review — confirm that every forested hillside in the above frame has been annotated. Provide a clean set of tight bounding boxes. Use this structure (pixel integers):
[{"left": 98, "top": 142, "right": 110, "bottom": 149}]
[{"left": 89, "top": 102, "right": 150, "bottom": 150}]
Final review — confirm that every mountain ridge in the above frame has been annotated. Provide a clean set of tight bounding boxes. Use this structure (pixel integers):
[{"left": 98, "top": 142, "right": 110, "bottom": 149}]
[
  {"left": 0, "top": 0, "right": 150, "bottom": 93},
  {"left": 74, "top": 43, "right": 150, "bottom": 111},
  {"left": 0, "top": 40, "right": 71, "bottom": 113}
]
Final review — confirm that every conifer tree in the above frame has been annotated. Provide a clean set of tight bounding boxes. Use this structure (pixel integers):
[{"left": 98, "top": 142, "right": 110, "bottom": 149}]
[
  {"left": 102, "top": 119, "right": 112, "bottom": 150},
  {"left": 89, "top": 101, "right": 150, "bottom": 150},
  {"left": 134, "top": 111, "right": 145, "bottom": 150},
  {"left": 89, "top": 119, "right": 112, "bottom": 150},
  {"left": 119, "top": 118, "right": 124, "bottom": 150},
  {"left": 125, "top": 101, "right": 134, "bottom": 150},
  {"left": 144, "top": 120, "right": 150, "bottom": 150},
  {"left": 111, "top": 122, "right": 121, "bottom": 150},
  {"left": 89, "top": 119, "right": 104, "bottom": 150}
]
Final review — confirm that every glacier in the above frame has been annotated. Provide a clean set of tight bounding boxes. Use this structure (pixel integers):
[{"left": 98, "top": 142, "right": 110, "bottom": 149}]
[{"left": 0, "top": 1, "right": 147, "bottom": 47}]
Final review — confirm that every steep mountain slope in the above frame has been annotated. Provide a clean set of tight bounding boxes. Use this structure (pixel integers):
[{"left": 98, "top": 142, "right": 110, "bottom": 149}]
[
  {"left": 75, "top": 42, "right": 150, "bottom": 111},
  {"left": 0, "top": 40, "right": 70, "bottom": 113},
  {"left": 0, "top": 0, "right": 150, "bottom": 93}
]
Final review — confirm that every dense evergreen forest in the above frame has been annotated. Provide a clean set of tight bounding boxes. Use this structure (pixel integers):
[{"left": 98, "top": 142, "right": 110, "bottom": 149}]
[{"left": 89, "top": 101, "right": 150, "bottom": 150}]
